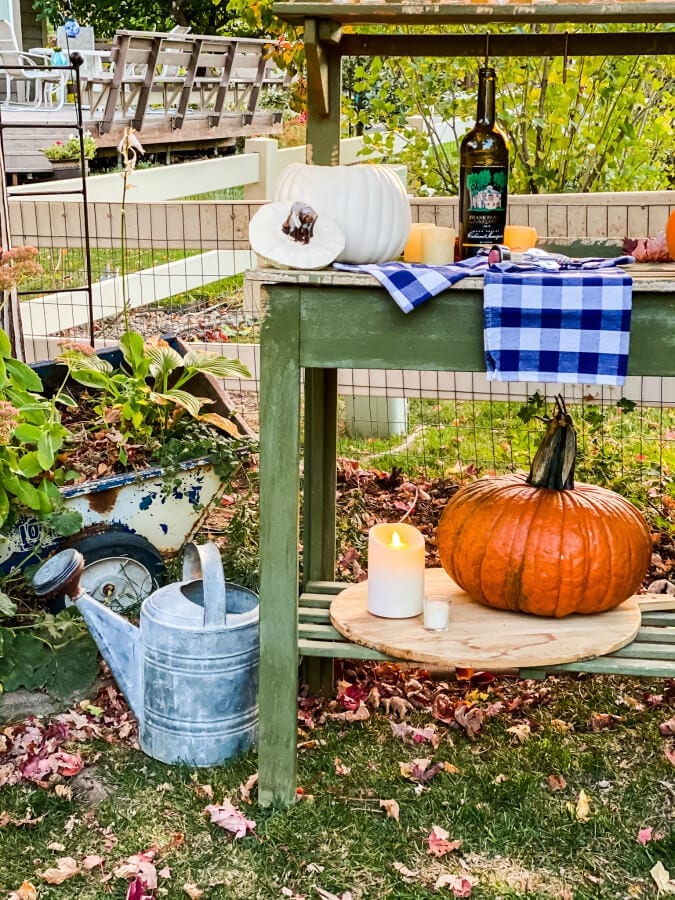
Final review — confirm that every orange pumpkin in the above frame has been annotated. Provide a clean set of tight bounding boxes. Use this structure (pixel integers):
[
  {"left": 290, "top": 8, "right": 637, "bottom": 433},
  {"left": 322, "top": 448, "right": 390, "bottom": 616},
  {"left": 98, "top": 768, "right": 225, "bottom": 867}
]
[
  {"left": 437, "top": 397, "right": 651, "bottom": 617},
  {"left": 667, "top": 210, "right": 675, "bottom": 262}
]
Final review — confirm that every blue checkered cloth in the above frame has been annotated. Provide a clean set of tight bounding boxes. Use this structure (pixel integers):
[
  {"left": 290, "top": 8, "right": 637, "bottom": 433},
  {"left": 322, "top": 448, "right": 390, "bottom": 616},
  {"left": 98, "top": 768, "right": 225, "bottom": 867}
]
[
  {"left": 333, "top": 257, "right": 487, "bottom": 313},
  {"left": 483, "top": 264, "right": 633, "bottom": 385}
]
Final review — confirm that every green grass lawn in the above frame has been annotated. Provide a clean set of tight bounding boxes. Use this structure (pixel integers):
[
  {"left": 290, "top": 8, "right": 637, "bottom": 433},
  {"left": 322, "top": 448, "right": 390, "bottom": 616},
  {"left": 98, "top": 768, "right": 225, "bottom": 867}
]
[{"left": 1, "top": 671, "right": 673, "bottom": 898}]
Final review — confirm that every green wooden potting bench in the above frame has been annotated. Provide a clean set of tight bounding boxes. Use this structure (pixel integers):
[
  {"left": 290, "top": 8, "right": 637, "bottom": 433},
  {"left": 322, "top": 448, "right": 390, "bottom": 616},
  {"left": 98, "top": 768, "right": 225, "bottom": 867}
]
[{"left": 256, "top": 1, "right": 675, "bottom": 807}]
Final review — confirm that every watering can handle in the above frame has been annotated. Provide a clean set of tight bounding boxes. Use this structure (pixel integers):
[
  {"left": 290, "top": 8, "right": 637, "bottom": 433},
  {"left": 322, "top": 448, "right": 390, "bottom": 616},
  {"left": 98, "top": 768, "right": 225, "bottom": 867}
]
[{"left": 182, "top": 542, "right": 227, "bottom": 626}]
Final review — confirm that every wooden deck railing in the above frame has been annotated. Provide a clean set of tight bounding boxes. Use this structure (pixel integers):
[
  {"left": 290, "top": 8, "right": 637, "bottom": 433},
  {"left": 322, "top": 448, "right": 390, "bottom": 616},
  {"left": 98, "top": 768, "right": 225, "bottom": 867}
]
[{"left": 84, "top": 29, "right": 286, "bottom": 134}]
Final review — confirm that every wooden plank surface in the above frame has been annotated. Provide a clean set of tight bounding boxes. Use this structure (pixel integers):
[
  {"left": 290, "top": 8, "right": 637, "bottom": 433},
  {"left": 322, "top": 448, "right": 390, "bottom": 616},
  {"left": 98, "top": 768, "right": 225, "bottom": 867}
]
[
  {"left": 273, "top": 1, "right": 675, "bottom": 25},
  {"left": 330, "top": 568, "right": 642, "bottom": 669}
]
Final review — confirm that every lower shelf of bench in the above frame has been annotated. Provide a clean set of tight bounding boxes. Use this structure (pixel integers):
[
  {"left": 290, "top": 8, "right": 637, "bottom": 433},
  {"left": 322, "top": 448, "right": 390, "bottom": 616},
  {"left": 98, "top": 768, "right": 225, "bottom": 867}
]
[{"left": 298, "top": 582, "right": 675, "bottom": 677}]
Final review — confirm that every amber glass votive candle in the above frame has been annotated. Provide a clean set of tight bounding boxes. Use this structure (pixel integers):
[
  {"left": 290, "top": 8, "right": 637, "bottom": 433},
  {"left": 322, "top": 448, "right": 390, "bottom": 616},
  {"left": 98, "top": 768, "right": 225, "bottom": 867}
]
[
  {"left": 367, "top": 523, "right": 425, "bottom": 618},
  {"left": 403, "top": 223, "right": 434, "bottom": 263},
  {"left": 503, "top": 225, "right": 538, "bottom": 252}
]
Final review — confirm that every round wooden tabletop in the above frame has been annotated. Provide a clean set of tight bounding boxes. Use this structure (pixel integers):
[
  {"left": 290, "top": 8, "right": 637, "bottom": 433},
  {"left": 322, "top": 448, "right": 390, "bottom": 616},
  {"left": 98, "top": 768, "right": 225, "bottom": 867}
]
[{"left": 330, "top": 568, "right": 641, "bottom": 670}]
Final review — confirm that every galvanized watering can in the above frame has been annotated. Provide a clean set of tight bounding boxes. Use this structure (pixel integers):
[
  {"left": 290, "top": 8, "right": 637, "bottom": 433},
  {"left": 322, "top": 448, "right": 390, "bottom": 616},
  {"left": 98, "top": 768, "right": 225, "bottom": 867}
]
[{"left": 33, "top": 542, "right": 259, "bottom": 767}]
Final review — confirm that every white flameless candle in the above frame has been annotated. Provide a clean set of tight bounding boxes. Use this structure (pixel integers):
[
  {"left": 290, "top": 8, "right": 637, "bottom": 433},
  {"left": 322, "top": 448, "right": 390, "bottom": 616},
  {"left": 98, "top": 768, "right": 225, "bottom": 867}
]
[
  {"left": 367, "top": 522, "right": 425, "bottom": 618},
  {"left": 421, "top": 226, "right": 456, "bottom": 265}
]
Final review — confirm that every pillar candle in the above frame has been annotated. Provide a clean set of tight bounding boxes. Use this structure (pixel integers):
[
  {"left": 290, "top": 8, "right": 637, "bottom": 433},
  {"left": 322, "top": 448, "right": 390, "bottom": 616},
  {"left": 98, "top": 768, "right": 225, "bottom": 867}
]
[
  {"left": 503, "top": 225, "right": 538, "bottom": 252},
  {"left": 367, "top": 522, "right": 425, "bottom": 618},
  {"left": 422, "top": 226, "right": 456, "bottom": 265},
  {"left": 403, "top": 223, "right": 434, "bottom": 263}
]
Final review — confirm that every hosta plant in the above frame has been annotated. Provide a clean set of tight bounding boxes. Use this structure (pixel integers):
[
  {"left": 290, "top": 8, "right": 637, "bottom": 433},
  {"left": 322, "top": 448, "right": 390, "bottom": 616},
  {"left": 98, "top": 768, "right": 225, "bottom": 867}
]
[{"left": 55, "top": 331, "right": 251, "bottom": 467}]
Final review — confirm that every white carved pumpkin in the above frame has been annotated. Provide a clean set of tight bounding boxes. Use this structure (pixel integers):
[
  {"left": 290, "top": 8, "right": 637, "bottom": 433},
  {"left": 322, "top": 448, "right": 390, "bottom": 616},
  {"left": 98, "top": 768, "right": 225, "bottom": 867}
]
[
  {"left": 274, "top": 163, "right": 411, "bottom": 264},
  {"left": 248, "top": 201, "right": 345, "bottom": 270}
]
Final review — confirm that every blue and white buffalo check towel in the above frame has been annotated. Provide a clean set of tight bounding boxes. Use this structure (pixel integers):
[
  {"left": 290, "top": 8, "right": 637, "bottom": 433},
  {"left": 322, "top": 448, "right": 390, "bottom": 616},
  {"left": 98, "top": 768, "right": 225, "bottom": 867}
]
[
  {"left": 483, "top": 262, "right": 633, "bottom": 386},
  {"left": 334, "top": 256, "right": 487, "bottom": 313}
]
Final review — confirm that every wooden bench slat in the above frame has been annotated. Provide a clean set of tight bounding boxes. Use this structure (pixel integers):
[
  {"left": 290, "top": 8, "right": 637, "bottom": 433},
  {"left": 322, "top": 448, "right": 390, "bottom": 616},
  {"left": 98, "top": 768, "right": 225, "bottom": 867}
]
[
  {"left": 298, "top": 606, "right": 332, "bottom": 622},
  {"left": 640, "top": 612, "right": 675, "bottom": 627},
  {"left": 612, "top": 641, "right": 675, "bottom": 660},
  {"left": 305, "top": 581, "right": 347, "bottom": 595},
  {"left": 298, "top": 639, "right": 390, "bottom": 660},
  {"left": 635, "top": 625, "right": 675, "bottom": 644},
  {"left": 299, "top": 594, "right": 333, "bottom": 609},
  {"left": 299, "top": 622, "right": 342, "bottom": 640}
]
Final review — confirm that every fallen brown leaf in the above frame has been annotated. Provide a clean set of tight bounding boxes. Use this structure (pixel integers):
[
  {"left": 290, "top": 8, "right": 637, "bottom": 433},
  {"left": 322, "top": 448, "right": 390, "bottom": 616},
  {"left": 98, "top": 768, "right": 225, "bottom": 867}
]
[
  {"left": 379, "top": 798, "right": 400, "bottom": 821},
  {"left": 334, "top": 758, "right": 351, "bottom": 776},
  {"left": 651, "top": 861, "right": 675, "bottom": 894},
  {"left": 507, "top": 723, "right": 531, "bottom": 744},
  {"left": 41, "top": 856, "right": 80, "bottom": 884},
  {"left": 547, "top": 774, "right": 567, "bottom": 792},
  {"left": 82, "top": 854, "right": 105, "bottom": 870},
  {"left": 7, "top": 880, "right": 37, "bottom": 900},
  {"left": 239, "top": 772, "right": 258, "bottom": 803},
  {"left": 183, "top": 884, "right": 204, "bottom": 899}
]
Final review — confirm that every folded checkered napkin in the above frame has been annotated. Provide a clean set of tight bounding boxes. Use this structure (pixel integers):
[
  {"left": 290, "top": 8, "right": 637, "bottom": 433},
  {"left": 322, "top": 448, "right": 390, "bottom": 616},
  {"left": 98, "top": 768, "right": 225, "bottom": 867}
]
[
  {"left": 333, "top": 257, "right": 487, "bottom": 313},
  {"left": 483, "top": 267, "right": 633, "bottom": 385}
]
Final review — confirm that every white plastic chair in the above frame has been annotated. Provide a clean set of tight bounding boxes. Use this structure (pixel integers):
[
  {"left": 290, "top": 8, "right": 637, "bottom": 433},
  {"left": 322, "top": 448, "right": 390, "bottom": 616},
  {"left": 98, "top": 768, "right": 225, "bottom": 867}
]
[{"left": 0, "top": 20, "right": 67, "bottom": 109}]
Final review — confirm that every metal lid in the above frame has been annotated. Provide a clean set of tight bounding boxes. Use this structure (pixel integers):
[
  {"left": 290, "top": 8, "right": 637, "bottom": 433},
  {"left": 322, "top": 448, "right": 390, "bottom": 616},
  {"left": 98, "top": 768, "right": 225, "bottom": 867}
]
[{"left": 32, "top": 549, "right": 84, "bottom": 597}]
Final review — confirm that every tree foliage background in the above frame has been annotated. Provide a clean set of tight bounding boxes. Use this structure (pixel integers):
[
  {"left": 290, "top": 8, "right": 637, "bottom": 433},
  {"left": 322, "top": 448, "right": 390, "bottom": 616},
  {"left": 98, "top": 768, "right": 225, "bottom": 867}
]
[{"left": 32, "top": 0, "right": 674, "bottom": 196}]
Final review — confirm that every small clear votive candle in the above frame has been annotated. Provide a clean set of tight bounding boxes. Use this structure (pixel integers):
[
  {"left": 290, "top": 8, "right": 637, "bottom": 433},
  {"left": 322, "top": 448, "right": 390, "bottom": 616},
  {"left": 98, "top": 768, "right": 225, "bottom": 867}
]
[{"left": 423, "top": 591, "right": 450, "bottom": 632}]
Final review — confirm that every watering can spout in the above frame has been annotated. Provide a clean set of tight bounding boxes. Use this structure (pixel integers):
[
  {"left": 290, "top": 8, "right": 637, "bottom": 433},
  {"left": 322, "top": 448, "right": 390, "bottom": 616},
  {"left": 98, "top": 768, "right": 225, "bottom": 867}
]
[
  {"left": 30, "top": 548, "right": 144, "bottom": 725},
  {"left": 75, "top": 595, "right": 144, "bottom": 723}
]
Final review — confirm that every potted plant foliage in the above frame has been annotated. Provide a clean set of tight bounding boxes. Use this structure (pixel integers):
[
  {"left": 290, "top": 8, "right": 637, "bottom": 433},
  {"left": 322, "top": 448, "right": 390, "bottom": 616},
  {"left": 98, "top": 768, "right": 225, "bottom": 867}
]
[
  {"left": 41, "top": 132, "right": 97, "bottom": 179},
  {"left": 0, "top": 245, "right": 254, "bottom": 701}
]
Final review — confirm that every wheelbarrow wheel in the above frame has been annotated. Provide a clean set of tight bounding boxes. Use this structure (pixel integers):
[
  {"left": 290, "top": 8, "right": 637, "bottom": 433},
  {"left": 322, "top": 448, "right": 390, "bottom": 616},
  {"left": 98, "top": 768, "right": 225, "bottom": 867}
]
[{"left": 51, "top": 531, "right": 168, "bottom": 614}]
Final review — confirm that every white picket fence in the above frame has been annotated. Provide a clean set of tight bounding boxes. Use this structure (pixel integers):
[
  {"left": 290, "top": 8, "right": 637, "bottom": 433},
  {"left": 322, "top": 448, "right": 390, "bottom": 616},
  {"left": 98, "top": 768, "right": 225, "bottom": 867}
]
[{"left": 7, "top": 132, "right": 675, "bottom": 416}]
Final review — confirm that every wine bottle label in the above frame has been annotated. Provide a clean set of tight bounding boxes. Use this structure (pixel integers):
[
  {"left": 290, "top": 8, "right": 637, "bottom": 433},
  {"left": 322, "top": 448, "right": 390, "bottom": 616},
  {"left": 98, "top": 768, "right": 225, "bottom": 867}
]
[{"left": 461, "top": 165, "right": 508, "bottom": 248}]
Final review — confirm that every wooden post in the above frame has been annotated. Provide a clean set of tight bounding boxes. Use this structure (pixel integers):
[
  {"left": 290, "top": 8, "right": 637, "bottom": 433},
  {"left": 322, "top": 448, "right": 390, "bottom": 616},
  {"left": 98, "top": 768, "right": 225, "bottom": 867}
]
[{"left": 0, "top": 144, "right": 25, "bottom": 360}]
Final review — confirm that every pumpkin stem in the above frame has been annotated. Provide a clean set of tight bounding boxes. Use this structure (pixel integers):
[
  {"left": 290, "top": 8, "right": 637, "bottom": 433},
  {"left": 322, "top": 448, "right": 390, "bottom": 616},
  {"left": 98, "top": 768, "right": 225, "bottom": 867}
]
[
  {"left": 281, "top": 202, "right": 318, "bottom": 244},
  {"left": 526, "top": 394, "right": 576, "bottom": 490}
]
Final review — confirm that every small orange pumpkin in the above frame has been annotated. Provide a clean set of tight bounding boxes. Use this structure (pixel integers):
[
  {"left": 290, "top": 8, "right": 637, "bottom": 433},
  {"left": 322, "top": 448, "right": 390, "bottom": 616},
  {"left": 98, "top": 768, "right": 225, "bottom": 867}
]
[
  {"left": 437, "top": 396, "right": 651, "bottom": 617},
  {"left": 666, "top": 210, "right": 675, "bottom": 262}
]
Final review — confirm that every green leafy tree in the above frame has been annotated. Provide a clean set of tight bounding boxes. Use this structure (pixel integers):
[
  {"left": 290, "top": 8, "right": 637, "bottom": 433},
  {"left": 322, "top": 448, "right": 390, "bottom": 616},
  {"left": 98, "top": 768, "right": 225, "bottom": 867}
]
[{"left": 349, "top": 25, "right": 674, "bottom": 194}]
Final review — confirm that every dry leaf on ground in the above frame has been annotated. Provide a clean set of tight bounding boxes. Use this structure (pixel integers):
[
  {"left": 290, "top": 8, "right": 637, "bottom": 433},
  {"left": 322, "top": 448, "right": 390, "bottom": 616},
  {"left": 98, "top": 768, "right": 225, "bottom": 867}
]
[
  {"left": 435, "top": 873, "right": 474, "bottom": 896},
  {"left": 41, "top": 856, "right": 80, "bottom": 884},
  {"left": 82, "top": 854, "right": 105, "bottom": 870},
  {"left": 392, "top": 861, "right": 419, "bottom": 881},
  {"left": 427, "top": 825, "right": 462, "bottom": 857},
  {"left": 204, "top": 799, "right": 256, "bottom": 838},
  {"left": 379, "top": 798, "right": 400, "bottom": 821},
  {"left": 239, "top": 772, "right": 258, "bottom": 803},
  {"left": 660, "top": 717, "right": 675, "bottom": 735},
  {"left": 183, "top": 883, "right": 203, "bottom": 899},
  {"left": 334, "top": 757, "right": 351, "bottom": 776},
  {"left": 651, "top": 861, "right": 675, "bottom": 894},
  {"left": 7, "top": 881, "right": 38, "bottom": 900},
  {"left": 507, "top": 723, "right": 531, "bottom": 743},
  {"left": 547, "top": 774, "right": 567, "bottom": 792},
  {"left": 567, "top": 790, "right": 591, "bottom": 822}
]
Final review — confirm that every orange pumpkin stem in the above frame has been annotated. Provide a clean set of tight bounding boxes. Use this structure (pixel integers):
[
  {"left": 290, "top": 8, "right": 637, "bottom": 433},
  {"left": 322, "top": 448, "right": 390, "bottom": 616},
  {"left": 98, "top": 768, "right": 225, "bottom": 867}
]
[{"left": 526, "top": 395, "right": 576, "bottom": 491}]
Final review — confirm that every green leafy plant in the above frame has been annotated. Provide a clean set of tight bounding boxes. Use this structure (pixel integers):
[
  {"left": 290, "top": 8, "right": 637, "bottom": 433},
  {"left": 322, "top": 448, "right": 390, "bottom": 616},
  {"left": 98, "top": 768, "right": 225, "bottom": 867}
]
[
  {"left": 0, "top": 247, "right": 81, "bottom": 533},
  {"left": 41, "top": 133, "right": 97, "bottom": 161},
  {"left": 55, "top": 332, "right": 251, "bottom": 466}
]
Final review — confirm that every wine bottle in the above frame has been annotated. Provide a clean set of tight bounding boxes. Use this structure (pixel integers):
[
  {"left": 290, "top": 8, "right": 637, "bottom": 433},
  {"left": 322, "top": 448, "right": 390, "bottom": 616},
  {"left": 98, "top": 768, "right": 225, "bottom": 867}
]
[{"left": 459, "top": 67, "right": 510, "bottom": 258}]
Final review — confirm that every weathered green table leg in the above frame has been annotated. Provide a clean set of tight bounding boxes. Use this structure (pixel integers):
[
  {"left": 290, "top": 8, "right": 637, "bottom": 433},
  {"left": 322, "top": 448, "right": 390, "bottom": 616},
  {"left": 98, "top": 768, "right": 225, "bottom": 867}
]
[
  {"left": 258, "top": 286, "right": 302, "bottom": 808},
  {"left": 302, "top": 368, "right": 338, "bottom": 696}
]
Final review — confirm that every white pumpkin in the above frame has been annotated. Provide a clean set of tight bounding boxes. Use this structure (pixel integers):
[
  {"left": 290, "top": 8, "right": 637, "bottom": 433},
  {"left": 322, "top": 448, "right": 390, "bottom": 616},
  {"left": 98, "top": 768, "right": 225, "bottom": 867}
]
[
  {"left": 274, "top": 163, "right": 411, "bottom": 264},
  {"left": 248, "top": 201, "right": 345, "bottom": 270}
]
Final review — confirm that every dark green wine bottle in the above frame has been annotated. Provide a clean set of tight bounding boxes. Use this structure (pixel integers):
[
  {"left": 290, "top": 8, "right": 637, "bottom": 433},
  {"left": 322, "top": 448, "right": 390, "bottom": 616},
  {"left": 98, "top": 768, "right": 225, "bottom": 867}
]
[{"left": 459, "top": 67, "right": 510, "bottom": 258}]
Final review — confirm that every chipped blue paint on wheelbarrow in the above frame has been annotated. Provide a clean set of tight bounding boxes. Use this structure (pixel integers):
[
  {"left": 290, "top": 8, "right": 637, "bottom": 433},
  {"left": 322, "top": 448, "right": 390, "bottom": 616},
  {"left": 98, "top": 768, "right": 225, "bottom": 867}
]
[{"left": 0, "top": 456, "right": 225, "bottom": 577}]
